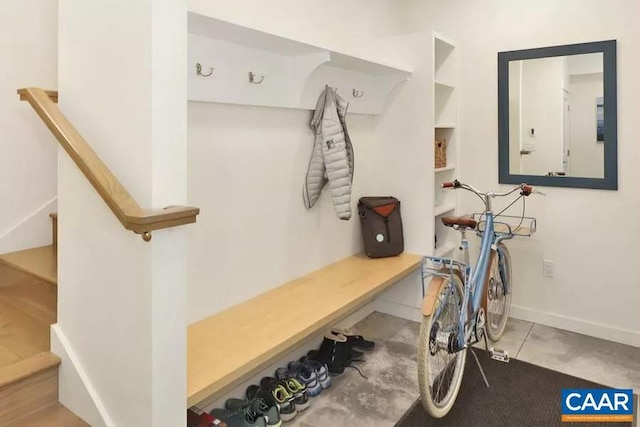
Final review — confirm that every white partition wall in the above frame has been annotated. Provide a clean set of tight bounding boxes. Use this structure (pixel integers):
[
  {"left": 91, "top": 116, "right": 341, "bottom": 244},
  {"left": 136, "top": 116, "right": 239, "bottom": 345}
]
[{"left": 56, "top": 1, "right": 188, "bottom": 425}]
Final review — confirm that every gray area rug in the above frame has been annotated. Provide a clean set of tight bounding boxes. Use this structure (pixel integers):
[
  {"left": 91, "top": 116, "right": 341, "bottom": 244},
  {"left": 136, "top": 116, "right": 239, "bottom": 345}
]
[
  {"left": 396, "top": 350, "right": 637, "bottom": 427},
  {"left": 293, "top": 314, "right": 420, "bottom": 427}
]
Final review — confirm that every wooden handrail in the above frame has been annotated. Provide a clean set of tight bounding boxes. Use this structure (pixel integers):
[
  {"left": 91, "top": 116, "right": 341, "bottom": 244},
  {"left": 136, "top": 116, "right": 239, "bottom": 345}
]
[{"left": 18, "top": 87, "right": 199, "bottom": 241}]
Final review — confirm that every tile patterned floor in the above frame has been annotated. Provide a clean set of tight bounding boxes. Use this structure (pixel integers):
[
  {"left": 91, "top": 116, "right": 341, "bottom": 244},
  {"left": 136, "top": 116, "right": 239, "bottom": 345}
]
[{"left": 294, "top": 312, "right": 640, "bottom": 427}]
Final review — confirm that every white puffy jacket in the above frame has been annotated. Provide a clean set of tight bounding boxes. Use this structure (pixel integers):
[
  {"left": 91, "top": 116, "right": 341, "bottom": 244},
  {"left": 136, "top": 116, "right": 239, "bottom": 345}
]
[{"left": 302, "top": 86, "right": 354, "bottom": 220}]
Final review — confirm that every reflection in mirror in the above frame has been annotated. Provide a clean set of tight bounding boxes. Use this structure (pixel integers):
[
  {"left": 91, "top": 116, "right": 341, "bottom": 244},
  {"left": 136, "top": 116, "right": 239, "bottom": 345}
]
[{"left": 508, "top": 53, "right": 604, "bottom": 178}]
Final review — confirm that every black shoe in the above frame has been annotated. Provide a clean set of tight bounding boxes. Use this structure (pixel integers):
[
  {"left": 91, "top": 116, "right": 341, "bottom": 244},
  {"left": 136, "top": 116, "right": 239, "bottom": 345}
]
[
  {"left": 273, "top": 369, "right": 310, "bottom": 411},
  {"left": 308, "top": 333, "right": 363, "bottom": 375},
  {"left": 252, "top": 378, "right": 298, "bottom": 422},
  {"left": 210, "top": 407, "right": 266, "bottom": 427},
  {"left": 331, "top": 329, "right": 376, "bottom": 351},
  {"left": 246, "top": 384, "right": 296, "bottom": 423},
  {"left": 225, "top": 398, "right": 281, "bottom": 427}
]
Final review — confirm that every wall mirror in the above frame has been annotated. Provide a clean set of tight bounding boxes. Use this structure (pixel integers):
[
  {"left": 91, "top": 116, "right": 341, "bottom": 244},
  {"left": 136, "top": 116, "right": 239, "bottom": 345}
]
[{"left": 498, "top": 40, "right": 617, "bottom": 189}]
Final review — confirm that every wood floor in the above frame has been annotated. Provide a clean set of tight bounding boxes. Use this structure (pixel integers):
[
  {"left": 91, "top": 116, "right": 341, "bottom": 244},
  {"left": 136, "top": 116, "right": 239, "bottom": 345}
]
[
  {"left": 0, "top": 263, "right": 56, "bottom": 370},
  {"left": 14, "top": 403, "right": 89, "bottom": 427}
]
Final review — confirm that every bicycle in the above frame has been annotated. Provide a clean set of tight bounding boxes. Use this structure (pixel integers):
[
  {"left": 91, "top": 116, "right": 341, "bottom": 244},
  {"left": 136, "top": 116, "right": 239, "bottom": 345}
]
[{"left": 417, "top": 179, "right": 542, "bottom": 418}]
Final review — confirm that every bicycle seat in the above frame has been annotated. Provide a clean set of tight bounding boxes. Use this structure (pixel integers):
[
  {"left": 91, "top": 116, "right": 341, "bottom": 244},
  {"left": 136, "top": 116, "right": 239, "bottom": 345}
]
[{"left": 441, "top": 216, "right": 477, "bottom": 230}]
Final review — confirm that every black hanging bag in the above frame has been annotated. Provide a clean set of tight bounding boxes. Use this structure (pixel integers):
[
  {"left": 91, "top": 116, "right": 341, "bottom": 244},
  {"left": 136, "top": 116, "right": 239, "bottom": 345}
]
[{"left": 358, "top": 196, "right": 404, "bottom": 258}]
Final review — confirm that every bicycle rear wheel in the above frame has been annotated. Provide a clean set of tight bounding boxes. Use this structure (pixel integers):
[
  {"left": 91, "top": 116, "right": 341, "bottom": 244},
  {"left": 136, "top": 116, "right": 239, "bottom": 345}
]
[
  {"left": 485, "top": 243, "right": 512, "bottom": 341},
  {"left": 417, "top": 273, "right": 467, "bottom": 418}
]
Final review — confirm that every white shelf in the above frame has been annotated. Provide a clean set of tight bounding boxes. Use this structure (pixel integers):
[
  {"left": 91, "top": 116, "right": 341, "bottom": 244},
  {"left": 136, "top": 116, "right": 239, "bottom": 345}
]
[
  {"left": 435, "top": 165, "right": 455, "bottom": 173},
  {"left": 434, "top": 203, "right": 455, "bottom": 217},
  {"left": 187, "top": 13, "right": 412, "bottom": 115},
  {"left": 433, "top": 32, "right": 457, "bottom": 49},
  {"left": 435, "top": 80, "right": 456, "bottom": 90},
  {"left": 435, "top": 244, "right": 456, "bottom": 258},
  {"left": 433, "top": 32, "right": 458, "bottom": 254}
]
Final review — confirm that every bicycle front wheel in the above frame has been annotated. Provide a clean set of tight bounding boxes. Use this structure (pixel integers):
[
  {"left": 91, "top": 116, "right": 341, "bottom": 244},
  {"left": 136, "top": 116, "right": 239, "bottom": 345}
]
[
  {"left": 485, "top": 243, "right": 513, "bottom": 341},
  {"left": 417, "top": 273, "right": 467, "bottom": 418}
]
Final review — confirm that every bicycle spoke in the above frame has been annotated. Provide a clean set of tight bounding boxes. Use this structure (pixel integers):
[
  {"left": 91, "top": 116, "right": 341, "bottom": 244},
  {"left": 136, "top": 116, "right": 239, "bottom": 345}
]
[{"left": 428, "top": 282, "right": 462, "bottom": 405}]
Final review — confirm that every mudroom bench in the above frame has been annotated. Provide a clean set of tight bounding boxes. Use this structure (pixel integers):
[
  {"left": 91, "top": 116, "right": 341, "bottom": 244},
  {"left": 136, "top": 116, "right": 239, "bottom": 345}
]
[{"left": 187, "top": 252, "right": 421, "bottom": 406}]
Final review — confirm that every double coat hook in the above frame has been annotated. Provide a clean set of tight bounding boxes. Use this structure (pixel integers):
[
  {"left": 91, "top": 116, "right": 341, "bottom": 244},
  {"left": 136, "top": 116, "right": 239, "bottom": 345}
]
[
  {"left": 195, "top": 63, "right": 214, "bottom": 77},
  {"left": 352, "top": 89, "right": 365, "bottom": 98}
]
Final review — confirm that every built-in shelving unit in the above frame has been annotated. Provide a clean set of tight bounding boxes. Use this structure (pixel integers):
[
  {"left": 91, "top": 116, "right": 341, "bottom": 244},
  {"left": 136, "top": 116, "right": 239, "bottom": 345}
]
[
  {"left": 433, "top": 32, "right": 459, "bottom": 256},
  {"left": 187, "top": 13, "right": 412, "bottom": 115}
]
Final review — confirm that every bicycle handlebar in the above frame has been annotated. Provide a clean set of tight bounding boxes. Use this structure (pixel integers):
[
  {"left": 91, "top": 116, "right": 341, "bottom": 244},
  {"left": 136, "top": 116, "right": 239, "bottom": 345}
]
[{"left": 441, "top": 180, "right": 545, "bottom": 197}]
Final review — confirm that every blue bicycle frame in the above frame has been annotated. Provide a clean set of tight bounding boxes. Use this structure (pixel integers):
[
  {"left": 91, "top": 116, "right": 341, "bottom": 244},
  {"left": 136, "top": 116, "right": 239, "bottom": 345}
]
[
  {"left": 424, "top": 181, "right": 539, "bottom": 354},
  {"left": 454, "top": 211, "right": 512, "bottom": 350},
  {"left": 428, "top": 209, "right": 513, "bottom": 351}
]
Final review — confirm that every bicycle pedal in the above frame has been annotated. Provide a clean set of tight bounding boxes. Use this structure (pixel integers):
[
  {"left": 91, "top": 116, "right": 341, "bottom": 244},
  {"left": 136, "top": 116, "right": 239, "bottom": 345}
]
[{"left": 489, "top": 347, "right": 510, "bottom": 363}]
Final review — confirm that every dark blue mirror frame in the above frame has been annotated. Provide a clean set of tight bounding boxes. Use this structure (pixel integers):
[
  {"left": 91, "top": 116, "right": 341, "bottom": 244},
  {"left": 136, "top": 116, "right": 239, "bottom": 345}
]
[{"left": 498, "top": 40, "right": 618, "bottom": 190}]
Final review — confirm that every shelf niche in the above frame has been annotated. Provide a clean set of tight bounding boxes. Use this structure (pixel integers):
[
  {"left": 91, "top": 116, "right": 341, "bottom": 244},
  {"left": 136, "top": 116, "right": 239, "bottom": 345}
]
[{"left": 187, "top": 13, "right": 411, "bottom": 115}]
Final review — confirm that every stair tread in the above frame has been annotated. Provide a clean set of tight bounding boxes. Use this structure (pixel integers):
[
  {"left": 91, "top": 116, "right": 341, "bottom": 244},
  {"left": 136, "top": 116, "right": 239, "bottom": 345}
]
[
  {"left": 13, "top": 403, "right": 88, "bottom": 427},
  {"left": 0, "top": 246, "right": 57, "bottom": 285},
  {"left": 0, "top": 352, "right": 60, "bottom": 390}
]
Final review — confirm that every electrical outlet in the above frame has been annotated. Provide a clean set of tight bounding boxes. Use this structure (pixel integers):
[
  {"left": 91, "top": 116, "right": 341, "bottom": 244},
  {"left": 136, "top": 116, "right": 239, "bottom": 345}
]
[{"left": 543, "top": 260, "right": 554, "bottom": 278}]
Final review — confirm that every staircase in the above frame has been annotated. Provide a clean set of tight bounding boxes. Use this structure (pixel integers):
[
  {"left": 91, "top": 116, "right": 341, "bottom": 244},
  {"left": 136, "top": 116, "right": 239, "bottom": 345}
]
[{"left": 0, "top": 214, "right": 88, "bottom": 426}]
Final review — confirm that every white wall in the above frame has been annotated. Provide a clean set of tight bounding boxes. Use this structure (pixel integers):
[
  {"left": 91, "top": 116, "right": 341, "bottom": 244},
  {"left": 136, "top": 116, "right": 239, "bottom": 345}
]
[
  {"left": 367, "top": 30, "right": 434, "bottom": 317},
  {"left": 519, "top": 57, "right": 564, "bottom": 176},
  {"left": 187, "top": 104, "right": 374, "bottom": 322},
  {"left": 187, "top": 0, "right": 407, "bottom": 57},
  {"left": 58, "top": 1, "right": 188, "bottom": 426},
  {"left": 569, "top": 73, "right": 604, "bottom": 177},
  {"left": 185, "top": 0, "right": 418, "bottom": 323},
  {"left": 0, "top": 0, "right": 58, "bottom": 253},
  {"left": 568, "top": 52, "right": 604, "bottom": 75},
  {"left": 403, "top": 0, "right": 640, "bottom": 346}
]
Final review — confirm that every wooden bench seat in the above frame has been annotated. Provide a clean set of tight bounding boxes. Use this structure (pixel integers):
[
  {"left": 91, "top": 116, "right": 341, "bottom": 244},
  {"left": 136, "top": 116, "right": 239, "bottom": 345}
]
[{"left": 187, "top": 252, "right": 421, "bottom": 406}]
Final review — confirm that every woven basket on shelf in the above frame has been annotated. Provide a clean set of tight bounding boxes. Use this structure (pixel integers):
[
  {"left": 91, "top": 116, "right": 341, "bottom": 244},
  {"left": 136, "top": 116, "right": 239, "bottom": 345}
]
[{"left": 435, "top": 138, "right": 447, "bottom": 169}]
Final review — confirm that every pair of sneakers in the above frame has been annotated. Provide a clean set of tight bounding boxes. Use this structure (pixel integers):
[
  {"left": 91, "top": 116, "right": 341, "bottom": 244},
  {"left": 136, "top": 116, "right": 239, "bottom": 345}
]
[
  {"left": 285, "top": 358, "right": 332, "bottom": 397},
  {"left": 245, "top": 376, "right": 303, "bottom": 422},
  {"left": 210, "top": 397, "right": 278, "bottom": 427},
  {"left": 307, "top": 331, "right": 375, "bottom": 376},
  {"left": 263, "top": 375, "right": 309, "bottom": 419}
]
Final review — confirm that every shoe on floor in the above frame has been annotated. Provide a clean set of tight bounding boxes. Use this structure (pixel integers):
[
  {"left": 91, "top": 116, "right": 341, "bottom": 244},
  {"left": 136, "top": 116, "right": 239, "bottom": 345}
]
[
  {"left": 299, "top": 357, "right": 332, "bottom": 390},
  {"left": 225, "top": 398, "right": 282, "bottom": 427},
  {"left": 331, "top": 329, "right": 376, "bottom": 351},
  {"left": 307, "top": 333, "right": 361, "bottom": 375},
  {"left": 210, "top": 407, "right": 266, "bottom": 427},
  {"left": 262, "top": 375, "right": 309, "bottom": 413},
  {"left": 285, "top": 361, "right": 321, "bottom": 396},
  {"left": 256, "top": 378, "right": 297, "bottom": 422},
  {"left": 281, "top": 377, "right": 310, "bottom": 411}
]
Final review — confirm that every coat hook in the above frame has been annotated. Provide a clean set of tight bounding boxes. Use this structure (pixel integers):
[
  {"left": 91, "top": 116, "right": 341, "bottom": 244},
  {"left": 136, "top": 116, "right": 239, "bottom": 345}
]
[
  {"left": 249, "top": 71, "right": 265, "bottom": 84},
  {"left": 352, "top": 89, "right": 365, "bottom": 98},
  {"left": 195, "top": 63, "right": 214, "bottom": 77}
]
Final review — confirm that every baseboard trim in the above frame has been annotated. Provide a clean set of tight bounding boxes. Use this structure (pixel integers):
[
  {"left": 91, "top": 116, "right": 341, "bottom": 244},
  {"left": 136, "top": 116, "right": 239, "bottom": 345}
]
[
  {"left": 510, "top": 305, "right": 640, "bottom": 348},
  {"left": 374, "top": 298, "right": 422, "bottom": 323},
  {"left": 0, "top": 197, "right": 57, "bottom": 253},
  {"left": 51, "top": 324, "right": 113, "bottom": 427}
]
